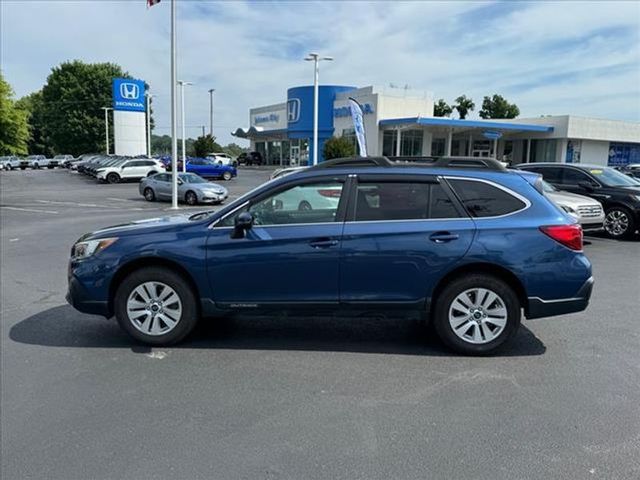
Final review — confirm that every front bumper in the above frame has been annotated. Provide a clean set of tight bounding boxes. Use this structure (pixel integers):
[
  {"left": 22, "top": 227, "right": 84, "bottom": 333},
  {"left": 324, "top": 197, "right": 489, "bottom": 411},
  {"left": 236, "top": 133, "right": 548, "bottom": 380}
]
[
  {"left": 66, "top": 275, "right": 110, "bottom": 317},
  {"left": 200, "top": 191, "right": 228, "bottom": 203},
  {"left": 527, "top": 276, "right": 594, "bottom": 319}
]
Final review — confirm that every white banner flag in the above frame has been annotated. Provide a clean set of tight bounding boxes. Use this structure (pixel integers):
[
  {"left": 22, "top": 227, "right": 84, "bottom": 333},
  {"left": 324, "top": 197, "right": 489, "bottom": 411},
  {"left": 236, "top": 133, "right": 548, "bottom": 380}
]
[{"left": 348, "top": 97, "right": 367, "bottom": 157}]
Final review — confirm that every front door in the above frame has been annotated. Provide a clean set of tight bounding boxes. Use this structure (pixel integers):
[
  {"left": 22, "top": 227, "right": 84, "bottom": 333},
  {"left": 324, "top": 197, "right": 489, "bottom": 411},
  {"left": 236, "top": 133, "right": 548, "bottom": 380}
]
[
  {"left": 339, "top": 176, "right": 475, "bottom": 305},
  {"left": 206, "top": 177, "right": 347, "bottom": 306}
]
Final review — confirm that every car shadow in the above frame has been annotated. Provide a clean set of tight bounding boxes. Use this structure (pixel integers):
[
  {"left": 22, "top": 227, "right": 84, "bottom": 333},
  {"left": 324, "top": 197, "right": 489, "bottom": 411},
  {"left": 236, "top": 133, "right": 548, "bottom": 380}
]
[{"left": 9, "top": 305, "right": 546, "bottom": 357}]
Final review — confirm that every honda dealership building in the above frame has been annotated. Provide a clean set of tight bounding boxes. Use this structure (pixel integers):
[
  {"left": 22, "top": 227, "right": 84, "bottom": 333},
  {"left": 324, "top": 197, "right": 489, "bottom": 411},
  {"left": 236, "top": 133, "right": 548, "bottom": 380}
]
[{"left": 232, "top": 84, "right": 640, "bottom": 167}]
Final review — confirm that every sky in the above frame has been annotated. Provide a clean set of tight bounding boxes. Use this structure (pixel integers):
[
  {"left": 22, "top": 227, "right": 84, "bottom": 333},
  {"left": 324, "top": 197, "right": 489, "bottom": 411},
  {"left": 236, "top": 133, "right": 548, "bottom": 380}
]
[{"left": 1, "top": 0, "right": 639, "bottom": 146}]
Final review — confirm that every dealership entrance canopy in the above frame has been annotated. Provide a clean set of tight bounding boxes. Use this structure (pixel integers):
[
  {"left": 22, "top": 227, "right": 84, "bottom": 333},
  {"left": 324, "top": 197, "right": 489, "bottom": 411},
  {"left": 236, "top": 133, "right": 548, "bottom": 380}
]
[{"left": 234, "top": 85, "right": 640, "bottom": 167}]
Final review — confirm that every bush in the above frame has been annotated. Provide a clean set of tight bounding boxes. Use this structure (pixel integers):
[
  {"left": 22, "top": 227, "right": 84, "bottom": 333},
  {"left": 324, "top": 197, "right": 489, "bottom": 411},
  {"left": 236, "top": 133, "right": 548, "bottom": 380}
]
[{"left": 323, "top": 136, "right": 356, "bottom": 160}]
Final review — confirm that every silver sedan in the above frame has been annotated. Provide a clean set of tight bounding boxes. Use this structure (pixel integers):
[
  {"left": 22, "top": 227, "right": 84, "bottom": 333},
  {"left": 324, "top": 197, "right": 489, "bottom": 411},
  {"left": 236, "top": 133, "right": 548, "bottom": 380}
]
[{"left": 139, "top": 172, "right": 228, "bottom": 205}]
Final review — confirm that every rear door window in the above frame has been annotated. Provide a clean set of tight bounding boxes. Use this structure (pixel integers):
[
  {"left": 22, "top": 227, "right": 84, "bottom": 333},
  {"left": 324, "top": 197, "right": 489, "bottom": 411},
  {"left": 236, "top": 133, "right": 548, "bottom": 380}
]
[
  {"left": 561, "top": 168, "right": 597, "bottom": 186},
  {"left": 353, "top": 181, "right": 460, "bottom": 221},
  {"left": 529, "top": 166, "right": 563, "bottom": 183},
  {"left": 448, "top": 179, "right": 526, "bottom": 218}
]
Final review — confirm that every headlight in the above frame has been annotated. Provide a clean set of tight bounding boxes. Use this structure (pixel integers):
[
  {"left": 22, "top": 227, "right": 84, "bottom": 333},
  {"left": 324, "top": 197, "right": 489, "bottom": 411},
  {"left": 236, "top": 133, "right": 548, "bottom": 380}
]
[
  {"left": 72, "top": 238, "right": 118, "bottom": 260},
  {"left": 561, "top": 205, "right": 576, "bottom": 214}
]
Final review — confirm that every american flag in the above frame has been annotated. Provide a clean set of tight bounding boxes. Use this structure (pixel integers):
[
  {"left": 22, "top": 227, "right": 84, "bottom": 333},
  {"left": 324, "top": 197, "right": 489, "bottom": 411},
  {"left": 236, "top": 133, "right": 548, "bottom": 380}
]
[{"left": 147, "top": 0, "right": 161, "bottom": 7}]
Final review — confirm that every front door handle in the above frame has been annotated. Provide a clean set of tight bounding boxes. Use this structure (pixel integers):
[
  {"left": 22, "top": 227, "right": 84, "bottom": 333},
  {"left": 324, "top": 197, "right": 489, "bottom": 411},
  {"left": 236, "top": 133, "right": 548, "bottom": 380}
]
[
  {"left": 309, "top": 238, "right": 339, "bottom": 248},
  {"left": 429, "top": 232, "right": 459, "bottom": 243}
]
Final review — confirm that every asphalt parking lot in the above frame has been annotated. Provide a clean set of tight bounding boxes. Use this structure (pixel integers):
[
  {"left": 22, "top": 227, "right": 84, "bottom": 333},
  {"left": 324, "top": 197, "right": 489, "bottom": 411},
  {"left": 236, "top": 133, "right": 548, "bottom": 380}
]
[{"left": 1, "top": 168, "right": 639, "bottom": 480}]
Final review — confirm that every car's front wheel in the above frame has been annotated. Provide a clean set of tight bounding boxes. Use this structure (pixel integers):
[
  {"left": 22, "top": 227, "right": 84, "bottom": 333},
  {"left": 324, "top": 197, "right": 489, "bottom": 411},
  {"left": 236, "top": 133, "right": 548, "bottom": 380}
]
[
  {"left": 433, "top": 275, "right": 521, "bottom": 355},
  {"left": 604, "top": 207, "right": 635, "bottom": 239},
  {"left": 185, "top": 191, "right": 198, "bottom": 205},
  {"left": 106, "top": 172, "right": 120, "bottom": 184},
  {"left": 114, "top": 267, "right": 199, "bottom": 345}
]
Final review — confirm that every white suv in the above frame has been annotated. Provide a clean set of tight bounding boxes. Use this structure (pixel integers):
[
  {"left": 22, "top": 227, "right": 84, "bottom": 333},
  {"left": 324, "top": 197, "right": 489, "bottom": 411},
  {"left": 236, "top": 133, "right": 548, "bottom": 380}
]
[
  {"left": 96, "top": 159, "right": 166, "bottom": 184},
  {"left": 207, "top": 153, "right": 237, "bottom": 167}
]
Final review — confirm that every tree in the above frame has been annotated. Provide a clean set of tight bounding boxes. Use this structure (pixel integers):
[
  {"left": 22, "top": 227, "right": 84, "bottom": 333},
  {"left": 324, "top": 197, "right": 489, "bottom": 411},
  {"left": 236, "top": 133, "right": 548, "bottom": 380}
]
[
  {"left": 433, "top": 99, "right": 453, "bottom": 117},
  {"left": 323, "top": 135, "right": 355, "bottom": 160},
  {"left": 192, "top": 134, "right": 222, "bottom": 158},
  {"left": 38, "top": 60, "right": 141, "bottom": 156},
  {"left": 15, "top": 91, "right": 54, "bottom": 156},
  {"left": 222, "top": 142, "right": 246, "bottom": 158},
  {"left": 0, "top": 73, "right": 29, "bottom": 155},
  {"left": 453, "top": 95, "right": 475, "bottom": 120},
  {"left": 479, "top": 94, "right": 520, "bottom": 119}
]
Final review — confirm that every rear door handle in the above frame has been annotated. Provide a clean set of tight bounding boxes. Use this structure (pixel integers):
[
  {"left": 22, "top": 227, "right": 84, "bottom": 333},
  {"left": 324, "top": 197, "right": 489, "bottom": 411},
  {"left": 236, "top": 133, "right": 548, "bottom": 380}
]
[
  {"left": 429, "top": 232, "right": 459, "bottom": 243},
  {"left": 309, "top": 238, "right": 339, "bottom": 248}
]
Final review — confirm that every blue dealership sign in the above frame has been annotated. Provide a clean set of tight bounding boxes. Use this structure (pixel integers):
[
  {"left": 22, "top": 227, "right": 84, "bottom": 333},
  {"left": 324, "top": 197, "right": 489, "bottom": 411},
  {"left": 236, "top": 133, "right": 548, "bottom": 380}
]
[{"left": 112, "top": 78, "right": 146, "bottom": 112}]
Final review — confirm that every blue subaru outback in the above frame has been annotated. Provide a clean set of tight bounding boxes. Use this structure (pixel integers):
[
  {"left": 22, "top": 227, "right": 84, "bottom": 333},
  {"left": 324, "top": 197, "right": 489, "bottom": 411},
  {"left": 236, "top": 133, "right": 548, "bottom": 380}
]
[{"left": 67, "top": 157, "right": 593, "bottom": 354}]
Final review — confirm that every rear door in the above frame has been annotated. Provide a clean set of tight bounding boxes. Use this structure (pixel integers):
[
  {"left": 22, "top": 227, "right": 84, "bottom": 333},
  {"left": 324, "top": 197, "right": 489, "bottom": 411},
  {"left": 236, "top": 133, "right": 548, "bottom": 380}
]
[
  {"left": 154, "top": 174, "right": 172, "bottom": 199},
  {"left": 339, "top": 174, "right": 475, "bottom": 305}
]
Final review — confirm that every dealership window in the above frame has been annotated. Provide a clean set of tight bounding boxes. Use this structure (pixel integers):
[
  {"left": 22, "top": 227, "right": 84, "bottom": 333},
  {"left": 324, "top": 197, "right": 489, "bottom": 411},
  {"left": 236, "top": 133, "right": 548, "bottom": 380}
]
[
  {"left": 531, "top": 139, "right": 557, "bottom": 163},
  {"left": 400, "top": 130, "right": 423, "bottom": 156},
  {"left": 431, "top": 138, "right": 445, "bottom": 156},
  {"left": 382, "top": 131, "right": 398, "bottom": 156},
  {"left": 608, "top": 142, "right": 640, "bottom": 167}
]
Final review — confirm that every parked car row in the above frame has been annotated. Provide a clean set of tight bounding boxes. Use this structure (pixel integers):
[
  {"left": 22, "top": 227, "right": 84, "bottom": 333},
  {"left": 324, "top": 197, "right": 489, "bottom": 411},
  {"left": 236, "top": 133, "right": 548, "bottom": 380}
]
[
  {"left": 1, "top": 154, "right": 75, "bottom": 170},
  {"left": 69, "top": 154, "right": 166, "bottom": 183}
]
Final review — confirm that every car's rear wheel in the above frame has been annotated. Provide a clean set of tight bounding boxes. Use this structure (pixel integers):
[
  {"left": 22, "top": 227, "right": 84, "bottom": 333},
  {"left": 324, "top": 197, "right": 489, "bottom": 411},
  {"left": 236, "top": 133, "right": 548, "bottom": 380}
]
[
  {"left": 114, "top": 267, "right": 199, "bottom": 345},
  {"left": 604, "top": 207, "right": 635, "bottom": 239},
  {"left": 433, "top": 275, "right": 521, "bottom": 355},
  {"left": 185, "top": 191, "right": 198, "bottom": 205},
  {"left": 143, "top": 187, "right": 156, "bottom": 202},
  {"left": 222, "top": 171, "right": 232, "bottom": 181},
  {"left": 107, "top": 172, "right": 120, "bottom": 184}
]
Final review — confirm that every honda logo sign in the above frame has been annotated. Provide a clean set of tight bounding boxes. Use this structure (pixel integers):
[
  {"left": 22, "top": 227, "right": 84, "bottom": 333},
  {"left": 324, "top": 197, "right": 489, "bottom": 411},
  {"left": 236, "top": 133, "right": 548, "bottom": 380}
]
[
  {"left": 287, "top": 98, "right": 301, "bottom": 123},
  {"left": 112, "top": 78, "right": 146, "bottom": 112}
]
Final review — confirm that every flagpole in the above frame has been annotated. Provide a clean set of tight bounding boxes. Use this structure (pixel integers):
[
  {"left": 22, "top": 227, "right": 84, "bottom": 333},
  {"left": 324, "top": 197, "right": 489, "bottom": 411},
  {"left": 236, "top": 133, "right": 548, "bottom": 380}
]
[{"left": 170, "top": 0, "right": 178, "bottom": 209}]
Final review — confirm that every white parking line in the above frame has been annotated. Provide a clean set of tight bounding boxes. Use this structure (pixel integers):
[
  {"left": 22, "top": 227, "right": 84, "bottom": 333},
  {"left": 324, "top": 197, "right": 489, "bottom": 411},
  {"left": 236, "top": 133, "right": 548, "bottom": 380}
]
[{"left": 1, "top": 206, "right": 59, "bottom": 214}]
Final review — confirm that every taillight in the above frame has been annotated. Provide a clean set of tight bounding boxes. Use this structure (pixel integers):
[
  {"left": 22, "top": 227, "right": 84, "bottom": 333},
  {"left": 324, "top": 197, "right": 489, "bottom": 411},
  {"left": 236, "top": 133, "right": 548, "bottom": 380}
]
[
  {"left": 540, "top": 224, "right": 583, "bottom": 251},
  {"left": 318, "top": 189, "right": 341, "bottom": 198}
]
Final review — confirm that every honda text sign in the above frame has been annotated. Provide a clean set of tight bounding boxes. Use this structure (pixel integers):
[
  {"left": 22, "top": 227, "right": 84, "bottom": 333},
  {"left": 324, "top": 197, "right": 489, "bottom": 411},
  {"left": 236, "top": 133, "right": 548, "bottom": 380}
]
[{"left": 112, "top": 78, "right": 146, "bottom": 112}]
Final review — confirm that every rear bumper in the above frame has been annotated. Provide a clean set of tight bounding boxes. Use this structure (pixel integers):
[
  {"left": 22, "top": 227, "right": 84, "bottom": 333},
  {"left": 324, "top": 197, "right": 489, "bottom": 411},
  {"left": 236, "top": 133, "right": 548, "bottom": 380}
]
[{"left": 526, "top": 276, "right": 594, "bottom": 319}]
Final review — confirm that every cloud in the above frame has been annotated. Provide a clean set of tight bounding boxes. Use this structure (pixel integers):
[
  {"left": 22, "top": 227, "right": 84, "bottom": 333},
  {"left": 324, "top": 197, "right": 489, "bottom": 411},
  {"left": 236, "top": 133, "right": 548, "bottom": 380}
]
[{"left": 1, "top": 0, "right": 639, "bottom": 146}]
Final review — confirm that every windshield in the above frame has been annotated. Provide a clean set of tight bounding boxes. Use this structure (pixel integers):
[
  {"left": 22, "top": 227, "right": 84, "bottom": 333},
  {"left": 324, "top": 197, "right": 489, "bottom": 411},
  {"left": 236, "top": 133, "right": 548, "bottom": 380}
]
[
  {"left": 587, "top": 167, "right": 640, "bottom": 187},
  {"left": 541, "top": 180, "right": 557, "bottom": 193},
  {"left": 180, "top": 174, "right": 207, "bottom": 184}
]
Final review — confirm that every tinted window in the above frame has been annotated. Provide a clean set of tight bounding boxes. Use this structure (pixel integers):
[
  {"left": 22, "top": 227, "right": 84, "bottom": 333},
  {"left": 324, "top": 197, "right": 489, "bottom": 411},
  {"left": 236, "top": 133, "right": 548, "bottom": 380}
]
[
  {"left": 448, "top": 179, "right": 526, "bottom": 217},
  {"left": 526, "top": 166, "right": 563, "bottom": 183},
  {"left": 219, "top": 181, "right": 343, "bottom": 227},
  {"left": 155, "top": 174, "right": 169, "bottom": 182},
  {"left": 354, "top": 182, "right": 460, "bottom": 221},
  {"left": 562, "top": 168, "right": 594, "bottom": 185}
]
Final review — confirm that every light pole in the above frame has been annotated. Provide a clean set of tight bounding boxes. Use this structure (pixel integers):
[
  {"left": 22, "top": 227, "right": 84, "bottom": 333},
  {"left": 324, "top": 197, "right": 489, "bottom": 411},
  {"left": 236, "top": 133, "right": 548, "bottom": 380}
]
[
  {"left": 101, "top": 107, "right": 112, "bottom": 155},
  {"left": 145, "top": 93, "right": 154, "bottom": 158},
  {"left": 208, "top": 88, "right": 215, "bottom": 137},
  {"left": 304, "top": 53, "right": 332, "bottom": 165},
  {"left": 178, "top": 80, "right": 193, "bottom": 172},
  {"left": 170, "top": 0, "right": 178, "bottom": 209}
]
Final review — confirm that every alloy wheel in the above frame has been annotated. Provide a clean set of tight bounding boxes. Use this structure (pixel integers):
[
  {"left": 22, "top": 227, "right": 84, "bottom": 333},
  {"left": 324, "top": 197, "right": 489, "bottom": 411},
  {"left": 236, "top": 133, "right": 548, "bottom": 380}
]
[
  {"left": 448, "top": 288, "right": 507, "bottom": 344},
  {"left": 604, "top": 209, "right": 629, "bottom": 237},
  {"left": 126, "top": 281, "right": 183, "bottom": 336}
]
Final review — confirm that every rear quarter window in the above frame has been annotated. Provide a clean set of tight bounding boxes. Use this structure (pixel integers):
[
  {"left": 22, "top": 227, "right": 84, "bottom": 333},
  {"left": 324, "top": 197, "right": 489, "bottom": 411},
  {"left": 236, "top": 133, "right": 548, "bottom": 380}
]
[{"left": 448, "top": 179, "right": 526, "bottom": 218}]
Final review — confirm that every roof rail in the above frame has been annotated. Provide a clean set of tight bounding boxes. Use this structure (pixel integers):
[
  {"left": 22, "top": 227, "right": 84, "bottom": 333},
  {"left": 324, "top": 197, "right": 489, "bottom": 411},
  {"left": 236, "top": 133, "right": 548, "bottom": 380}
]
[
  {"left": 389, "top": 155, "right": 506, "bottom": 171},
  {"left": 310, "top": 156, "right": 393, "bottom": 169}
]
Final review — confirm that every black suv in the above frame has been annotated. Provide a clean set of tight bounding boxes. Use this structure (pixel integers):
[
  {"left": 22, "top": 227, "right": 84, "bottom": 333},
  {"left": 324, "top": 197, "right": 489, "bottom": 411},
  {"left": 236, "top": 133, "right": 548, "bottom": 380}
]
[{"left": 517, "top": 163, "right": 640, "bottom": 238}]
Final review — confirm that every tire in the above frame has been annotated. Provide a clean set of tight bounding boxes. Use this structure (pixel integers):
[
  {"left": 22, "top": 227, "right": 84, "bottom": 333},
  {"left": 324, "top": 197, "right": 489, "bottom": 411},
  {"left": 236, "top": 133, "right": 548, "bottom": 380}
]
[
  {"left": 185, "top": 190, "right": 198, "bottom": 206},
  {"left": 5, "top": 164, "right": 11, "bottom": 171},
  {"left": 106, "top": 172, "right": 120, "bottom": 184},
  {"left": 603, "top": 206, "right": 635, "bottom": 239},
  {"left": 298, "top": 200, "right": 312, "bottom": 211},
  {"left": 33, "top": 163, "right": 39, "bottom": 169},
  {"left": 114, "top": 267, "right": 199, "bottom": 345},
  {"left": 222, "top": 171, "right": 232, "bottom": 181},
  {"left": 143, "top": 187, "right": 156, "bottom": 202},
  {"left": 433, "top": 274, "right": 521, "bottom": 355}
]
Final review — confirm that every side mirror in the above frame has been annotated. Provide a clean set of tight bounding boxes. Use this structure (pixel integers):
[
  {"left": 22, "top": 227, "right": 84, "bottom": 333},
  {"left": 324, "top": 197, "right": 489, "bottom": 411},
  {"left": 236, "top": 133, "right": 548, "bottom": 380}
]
[
  {"left": 578, "top": 181, "right": 597, "bottom": 191},
  {"left": 231, "top": 212, "right": 254, "bottom": 239},
  {"left": 177, "top": 179, "right": 183, "bottom": 185}
]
